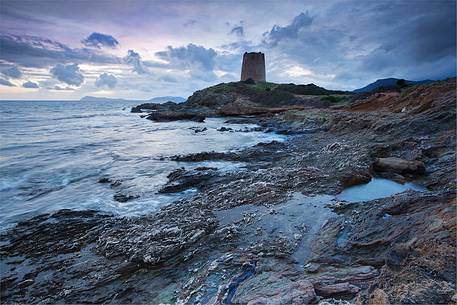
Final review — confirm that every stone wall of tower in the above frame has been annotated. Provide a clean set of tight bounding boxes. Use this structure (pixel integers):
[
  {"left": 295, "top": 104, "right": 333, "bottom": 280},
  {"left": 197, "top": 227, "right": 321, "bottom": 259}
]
[{"left": 240, "top": 52, "right": 266, "bottom": 82}]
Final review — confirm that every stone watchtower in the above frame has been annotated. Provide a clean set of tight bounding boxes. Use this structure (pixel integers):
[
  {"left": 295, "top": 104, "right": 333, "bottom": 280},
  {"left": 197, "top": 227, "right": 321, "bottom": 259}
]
[{"left": 240, "top": 52, "right": 266, "bottom": 82}]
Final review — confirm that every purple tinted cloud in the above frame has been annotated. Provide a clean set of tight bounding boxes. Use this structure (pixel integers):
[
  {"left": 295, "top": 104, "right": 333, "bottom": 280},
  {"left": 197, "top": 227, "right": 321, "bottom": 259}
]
[
  {"left": 95, "top": 73, "right": 117, "bottom": 88},
  {"left": 124, "top": 50, "right": 149, "bottom": 74},
  {"left": 0, "top": 34, "right": 119, "bottom": 67},
  {"left": 50, "top": 63, "right": 84, "bottom": 86},
  {"left": 82, "top": 32, "right": 119, "bottom": 48}
]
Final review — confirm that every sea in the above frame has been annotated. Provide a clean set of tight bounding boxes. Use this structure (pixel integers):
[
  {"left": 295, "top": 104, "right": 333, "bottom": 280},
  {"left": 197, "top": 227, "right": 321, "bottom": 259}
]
[{"left": 0, "top": 100, "right": 283, "bottom": 229}]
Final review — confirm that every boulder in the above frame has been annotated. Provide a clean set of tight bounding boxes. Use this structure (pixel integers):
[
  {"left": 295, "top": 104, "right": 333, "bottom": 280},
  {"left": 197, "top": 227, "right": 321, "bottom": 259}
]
[
  {"left": 130, "top": 106, "right": 142, "bottom": 113},
  {"left": 340, "top": 171, "right": 372, "bottom": 187},
  {"left": 373, "top": 157, "right": 425, "bottom": 175}
]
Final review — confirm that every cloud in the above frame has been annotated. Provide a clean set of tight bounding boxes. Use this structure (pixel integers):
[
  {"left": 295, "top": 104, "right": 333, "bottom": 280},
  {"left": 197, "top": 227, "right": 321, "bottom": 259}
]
[
  {"left": 264, "top": 12, "right": 313, "bottom": 46},
  {"left": 2, "top": 66, "right": 22, "bottom": 78},
  {"left": 50, "top": 63, "right": 84, "bottom": 86},
  {"left": 0, "top": 34, "right": 120, "bottom": 68},
  {"left": 95, "top": 73, "right": 117, "bottom": 88},
  {"left": 155, "top": 44, "right": 218, "bottom": 81},
  {"left": 22, "top": 81, "right": 39, "bottom": 88},
  {"left": 158, "top": 75, "right": 179, "bottom": 83},
  {"left": 230, "top": 26, "right": 244, "bottom": 37},
  {"left": 50, "top": 85, "right": 75, "bottom": 91},
  {"left": 124, "top": 50, "right": 149, "bottom": 74},
  {"left": 284, "top": 66, "right": 314, "bottom": 78},
  {"left": 81, "top": 32, "right": 119, "bottom": 48},
  {"left": 260, "top": 2, "right": 456, "bottom": 87},
  {"left": 0, "top": 78, "right": 15, "bottom": 87}
]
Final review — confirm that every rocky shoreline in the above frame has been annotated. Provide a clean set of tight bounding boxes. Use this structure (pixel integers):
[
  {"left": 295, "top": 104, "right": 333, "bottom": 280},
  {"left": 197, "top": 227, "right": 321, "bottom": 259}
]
[{"left": 1, "top": 79, "right": 456, "bottom": 304}]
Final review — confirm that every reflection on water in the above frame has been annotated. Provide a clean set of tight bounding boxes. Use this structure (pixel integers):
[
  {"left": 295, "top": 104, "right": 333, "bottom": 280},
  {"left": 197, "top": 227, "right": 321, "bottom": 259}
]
[
  {"left": 336, "top": 178, "right": 426, "bottom": 202},
  {"left": 0, "top": 100, "right": 284, "bottom": 229}
]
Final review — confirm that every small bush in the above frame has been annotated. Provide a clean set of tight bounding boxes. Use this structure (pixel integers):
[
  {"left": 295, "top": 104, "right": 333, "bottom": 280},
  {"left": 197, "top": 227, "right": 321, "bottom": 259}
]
[{"left": 321, "top": 95, "right": 348, "bottom": 104}]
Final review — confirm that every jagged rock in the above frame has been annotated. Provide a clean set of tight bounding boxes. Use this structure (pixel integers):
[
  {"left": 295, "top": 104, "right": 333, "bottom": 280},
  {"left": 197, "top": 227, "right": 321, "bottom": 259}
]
[
  {"left": 98, "top": 177, "right": 111, "bottom": 183},
  {"left": 113, "top": 193, "right": 138, "bottom": 202},
  {"left": 190, "top": 127, "right": 207, "bottom": 133},
  {"left": 217, "top": 126, "right": 233, "bottom": 132},
  {"left": 98, "top": 177, "right": 122, "bottom": 187},
  {"left": 95, "top": 203, "right": 218, "bottom": 265},
  {"left": 367, "top": 288, "right": 389, "bottom": 305},
  {"left": 159, "top": 167, "right": 217, "bottom": 193},
  {"left": 131, "top": 105, "right": 142, "bottom": 113},
  {"left": 146, "top": 111, "right": 205, "bottom": 122},
  {"left": 170, "top": 151, "right": 238, "bottom": 162}
]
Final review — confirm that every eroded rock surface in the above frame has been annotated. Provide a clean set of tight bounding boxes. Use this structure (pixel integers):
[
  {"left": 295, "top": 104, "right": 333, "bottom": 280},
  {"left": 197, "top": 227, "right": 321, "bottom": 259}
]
[{"left": 1, "top": 78, "right": 455, "bottom": 304}]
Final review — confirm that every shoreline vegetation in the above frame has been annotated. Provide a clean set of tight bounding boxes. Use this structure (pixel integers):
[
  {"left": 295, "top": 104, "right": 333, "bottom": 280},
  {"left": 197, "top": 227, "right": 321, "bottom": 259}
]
[{"left": 1, "top": 78, "right": 456, "bottom": 304}]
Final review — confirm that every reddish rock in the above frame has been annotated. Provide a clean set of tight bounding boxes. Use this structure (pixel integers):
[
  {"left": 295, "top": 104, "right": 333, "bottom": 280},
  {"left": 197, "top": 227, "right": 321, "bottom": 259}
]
[{"left": 314, "top": 282, "right": 361, "bottom": 298}]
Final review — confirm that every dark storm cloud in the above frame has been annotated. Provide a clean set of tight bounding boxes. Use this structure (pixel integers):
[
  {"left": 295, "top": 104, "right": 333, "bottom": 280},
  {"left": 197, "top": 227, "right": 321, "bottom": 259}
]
[
  {"left": 0, "top": 78, "right": 15, "bottom": 87},
  {"left": 0, "top": 34, "right": 120, "bottom": 68},
  {"left": 22, "top": 81, "right": 39, "bottom": 88},
  {"left": 2, "top": 66, "right": 22, "bottom": 78},
  {"left": 82, "top": 32, "right": 119, "bottom": 48},
  {"left": 95, "top": 73, "right": 117, "bottom": 88},
  {"left": 50, "top": 63, "right": 84, "bottom": 86},
  {"left": 262, "top": 1, "right": 456, "bottom": 84}
]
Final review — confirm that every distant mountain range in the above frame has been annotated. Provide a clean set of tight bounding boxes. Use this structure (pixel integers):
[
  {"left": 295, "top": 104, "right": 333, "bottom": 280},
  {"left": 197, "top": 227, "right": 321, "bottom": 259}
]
[
  {"left": 354, "top": 78, "right": 433, "bottom": 93},
  {"left": 148, "top": 96, "right": 186, "bottom": 103},
  {"left": 80, "top": 96, "right": 186, "bottom": 103}
]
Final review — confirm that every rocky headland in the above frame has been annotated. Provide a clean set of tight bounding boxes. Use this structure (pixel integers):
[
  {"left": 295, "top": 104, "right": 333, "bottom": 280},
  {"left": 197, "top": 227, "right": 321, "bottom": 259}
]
[{"left": 1, "top": 78, "right": 456, "bottom": 304}]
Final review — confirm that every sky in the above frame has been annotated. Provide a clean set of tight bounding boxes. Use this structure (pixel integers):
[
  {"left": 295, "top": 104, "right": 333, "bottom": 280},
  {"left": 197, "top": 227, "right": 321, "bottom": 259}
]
[{"left": 0, "top": 0, "right": 455, "bottom": 100}]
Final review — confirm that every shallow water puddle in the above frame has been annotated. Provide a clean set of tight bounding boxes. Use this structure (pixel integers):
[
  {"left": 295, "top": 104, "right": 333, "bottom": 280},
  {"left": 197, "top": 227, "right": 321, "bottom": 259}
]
[
  {"left": 214, "top": 178, "right": 427, "bottom": 270},
  {"left": 336, "top": 178, "right": 426, "bottom": 202}
]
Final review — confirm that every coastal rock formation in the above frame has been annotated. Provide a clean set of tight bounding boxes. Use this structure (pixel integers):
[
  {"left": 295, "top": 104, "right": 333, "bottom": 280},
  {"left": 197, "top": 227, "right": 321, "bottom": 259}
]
[
  {"left": 131, "top": 81, "right": 351, "bottom": 120},
  {"left": 1, "top": 78, "right": 455, "bottom": 304},
  {"left": 146, "top": 111, "right": 205, "bottom": 122}
]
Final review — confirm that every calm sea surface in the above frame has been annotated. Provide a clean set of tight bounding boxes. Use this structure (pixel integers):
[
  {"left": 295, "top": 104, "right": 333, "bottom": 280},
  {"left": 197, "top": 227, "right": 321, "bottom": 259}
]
[{"left": 0, "top": 100, "right": 283, "bottom": 229}]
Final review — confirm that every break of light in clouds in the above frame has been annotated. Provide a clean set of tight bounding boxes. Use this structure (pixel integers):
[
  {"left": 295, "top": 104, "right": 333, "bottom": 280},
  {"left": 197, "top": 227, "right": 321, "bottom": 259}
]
[{"left": 0, "top": 0, "right": 455, "bottom": 100}]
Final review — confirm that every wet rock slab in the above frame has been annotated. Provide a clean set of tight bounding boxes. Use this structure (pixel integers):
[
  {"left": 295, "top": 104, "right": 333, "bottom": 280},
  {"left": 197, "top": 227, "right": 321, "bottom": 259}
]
[{"left": 215, "top": 192, "right": 336, "bottom": 264}]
